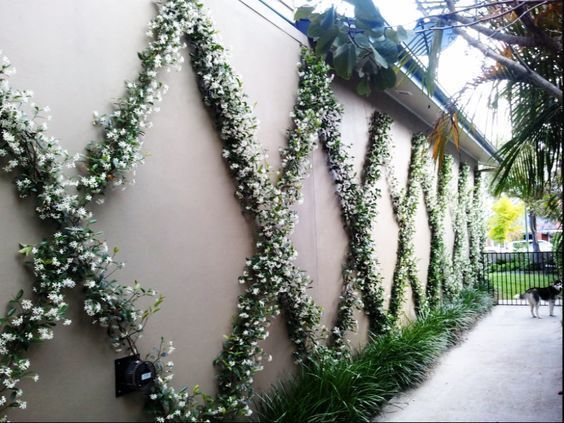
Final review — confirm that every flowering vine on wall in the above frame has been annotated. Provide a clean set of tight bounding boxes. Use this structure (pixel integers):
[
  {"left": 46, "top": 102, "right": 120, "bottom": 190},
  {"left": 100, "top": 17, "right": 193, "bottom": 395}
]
[
  {"left": 1, "top": 1, "right": 338, "bottom": 420},
  {"left": 0, "top": 0, "right": 198, "bottom": 419},
  {"left": 467, "top": 168, "right": 487, "bottom": 287},
  {"left": 384, "top": 131, "right": 428, "bottom": 325},
  {"left": 420, "top": 150, "right": 454, "bottom": 308},
  {"left": 436, "top": 156, "right": 457, "bottom": 300},
  {"left": 451, "top": 163, "right": 472, "bottom": 296},
  {"left": 186, "top": 23, "right": 333, "bottom": 415},
  {"left": 0, "top": 0, "right": 488, "bottom": 421},
  {"left": 319, "top": 107, "right": 389, "bottom": 350}
]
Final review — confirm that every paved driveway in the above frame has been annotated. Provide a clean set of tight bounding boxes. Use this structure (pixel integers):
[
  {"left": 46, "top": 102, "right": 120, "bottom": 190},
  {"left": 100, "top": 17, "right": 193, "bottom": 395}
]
[{"left": 374, "top": 305, "right": 563, "bottom": 422}]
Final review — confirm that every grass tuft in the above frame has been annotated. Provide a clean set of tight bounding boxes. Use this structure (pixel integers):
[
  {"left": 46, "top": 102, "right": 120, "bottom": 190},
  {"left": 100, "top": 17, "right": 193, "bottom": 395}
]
[{"left": 255, "top": 286, "right": 494, "bottom": 422}]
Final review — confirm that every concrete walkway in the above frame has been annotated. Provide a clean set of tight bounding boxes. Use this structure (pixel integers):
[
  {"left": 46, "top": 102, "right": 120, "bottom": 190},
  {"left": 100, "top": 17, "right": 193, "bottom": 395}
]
[{"left": 374, "top": 306, "right": 563, "bottom": 422}]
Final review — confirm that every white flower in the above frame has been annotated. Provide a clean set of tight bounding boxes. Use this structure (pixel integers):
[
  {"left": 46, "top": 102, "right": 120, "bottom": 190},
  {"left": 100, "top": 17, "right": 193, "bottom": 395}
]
[
  {"left": 18, "top": 359, "right": 30, "bottom": 370},
  {"left": 38, "top": 328, "right": 54, "bottom": 340},
  {"left": 11, "top": 316, "right": 23, "bottom": 327}
]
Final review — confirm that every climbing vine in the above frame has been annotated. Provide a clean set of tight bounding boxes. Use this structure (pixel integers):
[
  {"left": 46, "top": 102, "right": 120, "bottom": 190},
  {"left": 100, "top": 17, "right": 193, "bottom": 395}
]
[
  {"left": 468, "top": 168, "right": 486, "bottom": 287},
  {"left": 1, "top": 1, "right": 334, "bottom": 419},
  {"left": 386, "top": 132, "right": 428, "bottom": 325},
  {"left": 188, "top": 36, "right": 331, "bottom": 416},
  {"left": 320, "top": 108, "right": 389, "bottom": 351},
  {"left": 420, "top": 149, "right": 455, "bottom": 308},
  {"left": 1, "top": 0, "right": 490, "bottom": 420},
  {"left": 0, "top": 0, "right": 194, "bottom": 418},
  {"left": 437, "top": 155, "right": 456, "bottom": 299},
  {"left": 451, "top": 163, "right": 472, "bottom": 296}
]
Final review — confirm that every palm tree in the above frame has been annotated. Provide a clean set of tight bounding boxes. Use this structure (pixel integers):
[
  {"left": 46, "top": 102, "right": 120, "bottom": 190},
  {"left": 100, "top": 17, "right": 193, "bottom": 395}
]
[{"left": 414, "top": 1, "right": 562, "bottom": 226}]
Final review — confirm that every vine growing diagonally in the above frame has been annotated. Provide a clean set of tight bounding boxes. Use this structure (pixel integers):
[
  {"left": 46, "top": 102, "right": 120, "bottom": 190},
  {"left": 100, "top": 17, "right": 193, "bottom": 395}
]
[
  {"left": 0, "top": 0, "right": 202, "bottom": 418},
  {"left": 319, "top": 109, "right": 391, "bottom": 349},
  {"left": 384, "top": 132, "right": 428, "bottom": 325}
]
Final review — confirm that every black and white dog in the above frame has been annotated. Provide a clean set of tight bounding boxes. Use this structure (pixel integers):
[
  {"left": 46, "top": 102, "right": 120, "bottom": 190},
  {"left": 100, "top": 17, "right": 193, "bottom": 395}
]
[{"left": 516, "top": 281, "right": 562, "bottom": 318}]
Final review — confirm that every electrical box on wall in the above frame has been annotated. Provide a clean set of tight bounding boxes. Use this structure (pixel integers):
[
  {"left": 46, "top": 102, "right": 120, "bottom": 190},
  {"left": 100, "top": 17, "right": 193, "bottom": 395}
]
[{"left": 115, "top": 355, "right": 156, "bottom": 397}]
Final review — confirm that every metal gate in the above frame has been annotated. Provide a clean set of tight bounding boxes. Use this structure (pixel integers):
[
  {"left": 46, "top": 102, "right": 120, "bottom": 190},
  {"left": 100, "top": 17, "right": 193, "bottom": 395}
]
[{"left": 482, "top": 252, "right": 562, "bottom": 306}]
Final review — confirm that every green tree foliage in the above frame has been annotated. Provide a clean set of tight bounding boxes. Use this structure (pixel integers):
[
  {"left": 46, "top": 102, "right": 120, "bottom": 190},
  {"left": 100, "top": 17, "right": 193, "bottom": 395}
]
[
  {"left": 416, "top": 1, "right": 562, "bottom": 221},
  {"left": 487, "top": 195, "right": 524, "bottom": 244},
  {"left": 294, "top": 0, "right": 411, "bottom": 96}
]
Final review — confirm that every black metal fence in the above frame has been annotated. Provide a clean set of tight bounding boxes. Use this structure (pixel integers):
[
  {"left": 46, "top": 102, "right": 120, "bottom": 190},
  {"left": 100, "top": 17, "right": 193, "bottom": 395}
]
[{"left": 482, "top": 252, "right": 562, "bottom": 306}]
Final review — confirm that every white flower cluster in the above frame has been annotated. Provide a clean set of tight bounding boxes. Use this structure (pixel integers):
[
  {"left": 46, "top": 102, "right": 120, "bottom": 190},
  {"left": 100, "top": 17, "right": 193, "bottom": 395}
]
[
  {"left": 436, "top": 155, "right": 458, "bottom": 300},
  {"left": 80, "top": 0, "right": 193, "bottom": 200},
  {"left": 145, "top": 340, "right": 218, "bottom": 422},
  {"left": 320, "top": 109, "right": 390, "bottom": 350},
  {"left": 451, "top": 164, "right": 472, "bottom": 295},
  {"left": 0, "top": 287, "right": 58, "bottom": 418},
  {"left": 0, "top": 1, "right": 191, "bottom": 418},
  {"left": 467, "top": 168, "right": 486, "bottom": 287},
  {"left": 384, "top": 132, "right": 428, "bottom": 325},
  {"left": 419, "top": 147, "right": 455, "bottom": 308},
  {"left": 0, "top": 57, "right": 83, "bottom": 222},
  {"left": 186, "top": 8, "right": 333, "bottom": 414}
]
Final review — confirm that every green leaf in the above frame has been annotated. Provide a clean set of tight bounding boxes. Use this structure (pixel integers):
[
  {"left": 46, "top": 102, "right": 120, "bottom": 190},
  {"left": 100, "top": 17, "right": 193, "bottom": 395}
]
[
  {"left": 18, "top": 244, "right": 33, "bottom": 256},
  {"left": 294, "top": 6, "right": 315, "bottom": 21},
  {"left": 397, "top": 26, "right": 414, "bottom": 42},
  {"left": 333, "top": 32, "right": 350, "bottom": 48},
  {"left": 334, "top": 44, "right": 357, "bottom": 80},
  {"left": 346, "top": 0, "right": 384, "bottom": 26},
  {"left": 315, "top": 28, "right": 339, "bottom": 56},
  {"left": 354, "top": 34, "right": 371, "bottom": 49},
  {"left": 373, "top": 39, "right": 400, "bottom": 63},
  {"left": 370, "top": 45, "right": 389, "bottom": 69},
  {"left": 373, "top": 68, "right": 397, "bottom": 90},
  {"left": 320, "top": 7, "right": 336, "bottom": 30},
  {"left": 15, "top": 289, "right": 24, "bottom": 301},
  {"left": 386, "top": 28, "right": 399, "bottom": 44},
  {"left": 357, "top": 77, "right": 371, "bottom": 96},
  {"left": 424, "top": 28, "right": 443, "bottom": 95},
  {"left": 307, "top": 16, "right": 323, "bottom": 38},
  {"left": 7, "top": 305, "right": 16, "bottom": 318}
]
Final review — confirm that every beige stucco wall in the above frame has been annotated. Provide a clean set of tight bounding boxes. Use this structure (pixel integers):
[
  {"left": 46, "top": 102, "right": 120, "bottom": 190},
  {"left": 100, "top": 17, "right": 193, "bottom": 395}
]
[{"left": 0, "top": 0, "right": 478, "bottom": 421}]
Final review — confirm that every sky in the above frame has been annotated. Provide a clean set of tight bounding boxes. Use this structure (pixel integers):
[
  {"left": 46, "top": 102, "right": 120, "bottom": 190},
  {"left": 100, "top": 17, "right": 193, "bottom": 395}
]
[{"left": 377, "top": 0, "right": 485, "bottom": 94}]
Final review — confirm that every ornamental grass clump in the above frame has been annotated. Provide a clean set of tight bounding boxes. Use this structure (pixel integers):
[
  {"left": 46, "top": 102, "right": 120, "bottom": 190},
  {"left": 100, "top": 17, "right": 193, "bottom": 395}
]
[{"left": 255, "top": 287, "right": 494, "bottom": 423}]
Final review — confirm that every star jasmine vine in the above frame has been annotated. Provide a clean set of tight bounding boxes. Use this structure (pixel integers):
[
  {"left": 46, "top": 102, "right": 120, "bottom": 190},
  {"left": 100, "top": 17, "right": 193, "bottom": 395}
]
[
  {"left": 451, "top": 163, "right": 472, "bottom": 295},
  {"left": 184, "top": 4, "right": 334, "bottom": 413},
  {"left": 0, "top": 0, "right": 490, "bottom": 420},
  {"left": 0, "top": 1, "right": 192, "bottom": 417},
  {"left": 420, "top": 149, "right": 454, "bottom": 309},
  {"left": 467, "top": 168, "right": 486, "bottom": 287},
  {"left": 385, "top": 132, "right": 428, "bottom": 326},
  {"left": 80, "top": 0, "right": 193, "bottom": 202},
  {"left": 436, "top": 155, "right": 457, "bottom": 300},
  {"left": 320, "top": 110, "right": 391, "bottom": 350},
  {"left": 0, "top": 64, "right": 162, "bottom": 421}
]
